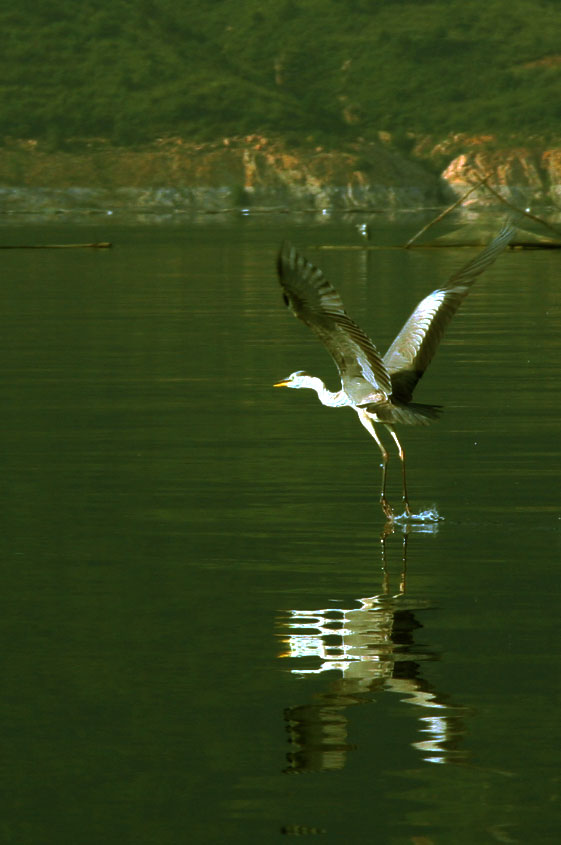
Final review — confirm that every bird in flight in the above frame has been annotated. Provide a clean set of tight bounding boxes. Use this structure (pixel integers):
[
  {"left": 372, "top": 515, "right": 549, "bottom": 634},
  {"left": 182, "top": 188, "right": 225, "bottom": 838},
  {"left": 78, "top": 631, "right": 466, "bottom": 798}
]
[{"left": 274, "top": 223, "right": 515, "bottom": 520}]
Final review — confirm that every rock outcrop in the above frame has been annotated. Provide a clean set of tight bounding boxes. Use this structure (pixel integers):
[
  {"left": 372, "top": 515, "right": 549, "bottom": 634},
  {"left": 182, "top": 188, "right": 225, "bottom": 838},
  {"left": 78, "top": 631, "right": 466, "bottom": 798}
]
[
  {"left": 1, "top": 133, "right": 560, "bottom": 213},
  {"left": 414, "top": 134, "right": 561, "bottom": 207},
  {"left": 0, "top": 135, "right": 440, "bottom": 213}
]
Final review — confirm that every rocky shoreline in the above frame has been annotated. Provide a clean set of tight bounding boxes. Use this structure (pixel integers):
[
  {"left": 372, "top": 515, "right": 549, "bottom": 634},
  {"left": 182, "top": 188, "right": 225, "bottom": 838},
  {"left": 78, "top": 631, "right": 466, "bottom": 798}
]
[{"left": 0, "top": 134, "right": 560, "bottom": 214}]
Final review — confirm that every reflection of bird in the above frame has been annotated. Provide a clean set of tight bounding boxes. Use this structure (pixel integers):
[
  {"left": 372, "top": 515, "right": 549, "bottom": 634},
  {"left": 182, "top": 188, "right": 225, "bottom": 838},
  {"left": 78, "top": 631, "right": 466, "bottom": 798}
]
[
  {"left": 279, "top": 529, "right": 468, "bottom": 771},
  {"left": 274, "top": 223, "right": 515, "bottom": 519}
]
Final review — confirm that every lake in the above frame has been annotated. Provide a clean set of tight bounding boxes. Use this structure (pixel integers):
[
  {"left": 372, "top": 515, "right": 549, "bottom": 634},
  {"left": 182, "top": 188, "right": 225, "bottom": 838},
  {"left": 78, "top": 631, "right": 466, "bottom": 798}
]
[{"left": 1, "top": 212, "right": 560, "bottom": 843}]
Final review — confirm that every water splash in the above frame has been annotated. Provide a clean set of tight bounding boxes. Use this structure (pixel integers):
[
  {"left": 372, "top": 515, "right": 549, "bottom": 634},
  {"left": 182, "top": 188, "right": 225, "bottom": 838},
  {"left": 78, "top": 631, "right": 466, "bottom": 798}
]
[{"left": 394, "top": 506, "right": 444, "bottom": 525}]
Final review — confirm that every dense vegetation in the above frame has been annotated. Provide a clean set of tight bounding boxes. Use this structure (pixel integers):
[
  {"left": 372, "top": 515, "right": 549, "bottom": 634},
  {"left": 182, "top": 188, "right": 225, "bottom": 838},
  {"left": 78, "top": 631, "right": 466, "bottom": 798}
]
[{"left": 2, "top": 0, "right": 561, "bottom": 147}]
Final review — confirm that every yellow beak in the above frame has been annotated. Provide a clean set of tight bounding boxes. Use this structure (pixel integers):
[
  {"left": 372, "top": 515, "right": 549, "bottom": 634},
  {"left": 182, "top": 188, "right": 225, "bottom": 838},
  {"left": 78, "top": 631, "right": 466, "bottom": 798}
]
[{"left": 273, "top": 379, "right": 289, "bottom": 387}]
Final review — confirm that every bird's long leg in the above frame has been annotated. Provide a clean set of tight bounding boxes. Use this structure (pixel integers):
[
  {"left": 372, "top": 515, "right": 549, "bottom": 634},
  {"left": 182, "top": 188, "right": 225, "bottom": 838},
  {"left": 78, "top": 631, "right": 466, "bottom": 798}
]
[
  {"left": 357, "top": 410, "right": 394, "bottom": 519},
  {"left": 385, "top": 425, "right": 412, "bottom": 517}
]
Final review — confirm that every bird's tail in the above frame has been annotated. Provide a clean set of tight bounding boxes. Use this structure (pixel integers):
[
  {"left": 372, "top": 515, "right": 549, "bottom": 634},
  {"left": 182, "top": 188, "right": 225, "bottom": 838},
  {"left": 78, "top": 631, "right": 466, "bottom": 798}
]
[
  {"left": 360, "top": 400, "right": 442, "bottom": 426},
  {"left": 398, "top": 401, "right": 442, "bottom": 425}
]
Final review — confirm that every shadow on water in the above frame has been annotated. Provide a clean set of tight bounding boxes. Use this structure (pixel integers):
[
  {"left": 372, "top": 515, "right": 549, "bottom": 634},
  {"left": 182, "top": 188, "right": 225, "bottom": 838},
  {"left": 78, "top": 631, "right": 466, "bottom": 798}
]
[{"left": 276, "top": 524, "right": 469, "bottom": 779}]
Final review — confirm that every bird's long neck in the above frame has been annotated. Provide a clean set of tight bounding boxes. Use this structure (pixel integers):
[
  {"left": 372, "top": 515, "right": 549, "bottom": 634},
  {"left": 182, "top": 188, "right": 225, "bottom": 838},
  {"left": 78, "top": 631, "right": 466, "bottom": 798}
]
[{"left": 306, "top": 376, "right": 349, "bottom": 408}]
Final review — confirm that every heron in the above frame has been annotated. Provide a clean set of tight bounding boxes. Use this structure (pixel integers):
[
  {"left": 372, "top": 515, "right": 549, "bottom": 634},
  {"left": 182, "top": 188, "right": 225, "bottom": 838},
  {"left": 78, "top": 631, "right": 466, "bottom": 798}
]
[{"left": 274, "top": 222, "right": 515, "bottom": 519}]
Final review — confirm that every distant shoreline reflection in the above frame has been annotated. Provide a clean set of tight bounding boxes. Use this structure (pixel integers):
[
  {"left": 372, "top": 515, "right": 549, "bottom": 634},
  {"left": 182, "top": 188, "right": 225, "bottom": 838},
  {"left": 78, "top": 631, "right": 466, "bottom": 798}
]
[{"left": 277, "top": 525, "right": 468, "bottom": 773}]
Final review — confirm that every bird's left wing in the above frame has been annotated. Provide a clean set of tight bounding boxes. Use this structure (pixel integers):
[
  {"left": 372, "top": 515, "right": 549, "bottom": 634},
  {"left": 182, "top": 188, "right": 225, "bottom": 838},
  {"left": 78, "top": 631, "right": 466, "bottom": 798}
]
[
  {"left": 383, "top": 221, "right": 516, "bottom": 402},
  {"left": 277, "top": 242, "right": 392, "bottom": 396}
]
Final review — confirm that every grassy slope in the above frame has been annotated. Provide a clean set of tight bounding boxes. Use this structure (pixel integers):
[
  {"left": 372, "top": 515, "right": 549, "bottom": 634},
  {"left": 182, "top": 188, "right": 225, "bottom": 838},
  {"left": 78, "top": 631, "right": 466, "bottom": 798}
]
[{"left": 1, "top": 0, "right": 560, "bottom": 145}]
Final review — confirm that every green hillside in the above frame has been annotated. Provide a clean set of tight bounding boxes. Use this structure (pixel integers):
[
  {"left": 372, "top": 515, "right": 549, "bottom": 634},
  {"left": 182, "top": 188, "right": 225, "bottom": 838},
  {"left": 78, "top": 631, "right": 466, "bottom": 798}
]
[{"left": 2, "top": 0, "right": 560, "bottom": 146}]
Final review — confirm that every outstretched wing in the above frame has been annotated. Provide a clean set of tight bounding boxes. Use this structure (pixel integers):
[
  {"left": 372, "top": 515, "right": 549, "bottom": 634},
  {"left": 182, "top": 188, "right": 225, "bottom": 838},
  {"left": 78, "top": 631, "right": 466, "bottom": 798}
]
[
  {"left": 383, "top": 221, "right": 516, "bottom": 402},
  {"left": 277, "top": 242, "right": 392, "bottom": 398}
]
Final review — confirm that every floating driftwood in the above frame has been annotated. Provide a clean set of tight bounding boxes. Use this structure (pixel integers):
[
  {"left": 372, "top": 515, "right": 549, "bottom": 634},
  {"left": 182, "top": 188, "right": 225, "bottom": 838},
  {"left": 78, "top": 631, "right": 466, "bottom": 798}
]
[
  {"left": 318, "top": 244, "right": 402, "bottom": 250},
  {"left": 411, "top": 240, "right": 561, "bottom": 249},
  {"left": 420, "top": 221, "right": 561, "bottom": 250},
  {"left": 318, "top": 239, "right": 561, "bottom": 251},
  {"left": 473, "top": 176, "right": 561, "bottom": 237},
  {"left": 0, "top": 242, "right": 112, "bottom": 249},
  {"left": 405, "top": 174, "right": 561, "bottom": 249},
  {"left": 404, "top": 178, "right": 487, "bottom": 247}
]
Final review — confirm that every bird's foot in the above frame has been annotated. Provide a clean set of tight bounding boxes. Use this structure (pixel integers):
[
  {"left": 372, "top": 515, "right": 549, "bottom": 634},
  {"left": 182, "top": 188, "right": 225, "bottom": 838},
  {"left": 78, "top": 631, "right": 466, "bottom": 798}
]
[
  {"left": 380, "top": 496, "right": 395, "bottom": 521},
  {"left": 380, "top": 520, "right": 396, "bottom": 541}
]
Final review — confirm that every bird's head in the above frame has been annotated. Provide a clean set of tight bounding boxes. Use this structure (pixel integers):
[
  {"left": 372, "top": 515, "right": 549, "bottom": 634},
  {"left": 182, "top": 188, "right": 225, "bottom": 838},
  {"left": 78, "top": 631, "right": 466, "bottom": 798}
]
[{"left": 273, "top": 370, "right": 314, "bottom": 390}]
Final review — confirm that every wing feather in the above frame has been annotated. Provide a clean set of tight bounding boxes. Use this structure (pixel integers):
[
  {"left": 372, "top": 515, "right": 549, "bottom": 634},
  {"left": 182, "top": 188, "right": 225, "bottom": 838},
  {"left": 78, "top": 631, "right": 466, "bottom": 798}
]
[
  {"left": 383, "top": 221, "right": 515, "bottom": 402},
  {"left": 277, "top": 242, "right": 392, "bottom": 398}
]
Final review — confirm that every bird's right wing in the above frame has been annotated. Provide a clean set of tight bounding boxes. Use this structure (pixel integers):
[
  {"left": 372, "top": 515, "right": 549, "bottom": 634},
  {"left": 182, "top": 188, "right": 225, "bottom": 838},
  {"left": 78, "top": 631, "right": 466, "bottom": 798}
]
[
  {"left": 383, "top": 221, "right": 516, "bottom": 402},
  {"left": 278, "top": 242, "right": 392, "bottom": 396}
]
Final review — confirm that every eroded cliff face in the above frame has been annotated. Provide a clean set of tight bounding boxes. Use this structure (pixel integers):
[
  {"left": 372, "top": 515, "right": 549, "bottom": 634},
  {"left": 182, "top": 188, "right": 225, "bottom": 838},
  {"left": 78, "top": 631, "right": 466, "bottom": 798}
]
[
  {"left": 0, "top": 135, "right": 439, "bottom": 212},
  {"left": 414, "top": 134, "right": 561, "bottom": 206},
  {"left": 0, "top": 134, "right": 560, "bottom": 212}
]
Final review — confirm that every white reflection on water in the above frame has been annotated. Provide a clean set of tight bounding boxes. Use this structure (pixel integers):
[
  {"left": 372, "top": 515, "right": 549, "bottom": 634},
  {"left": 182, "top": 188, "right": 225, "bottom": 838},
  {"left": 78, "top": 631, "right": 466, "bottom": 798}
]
[{"left": 277, "top": 529, "right": 467, "bottom": 771}]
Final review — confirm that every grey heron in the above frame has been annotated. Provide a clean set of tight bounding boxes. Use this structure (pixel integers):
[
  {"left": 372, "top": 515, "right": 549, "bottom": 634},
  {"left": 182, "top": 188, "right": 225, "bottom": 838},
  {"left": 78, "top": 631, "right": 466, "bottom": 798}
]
[{"left": 274, "top": 223, "right": 515, "bottom": 519}]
